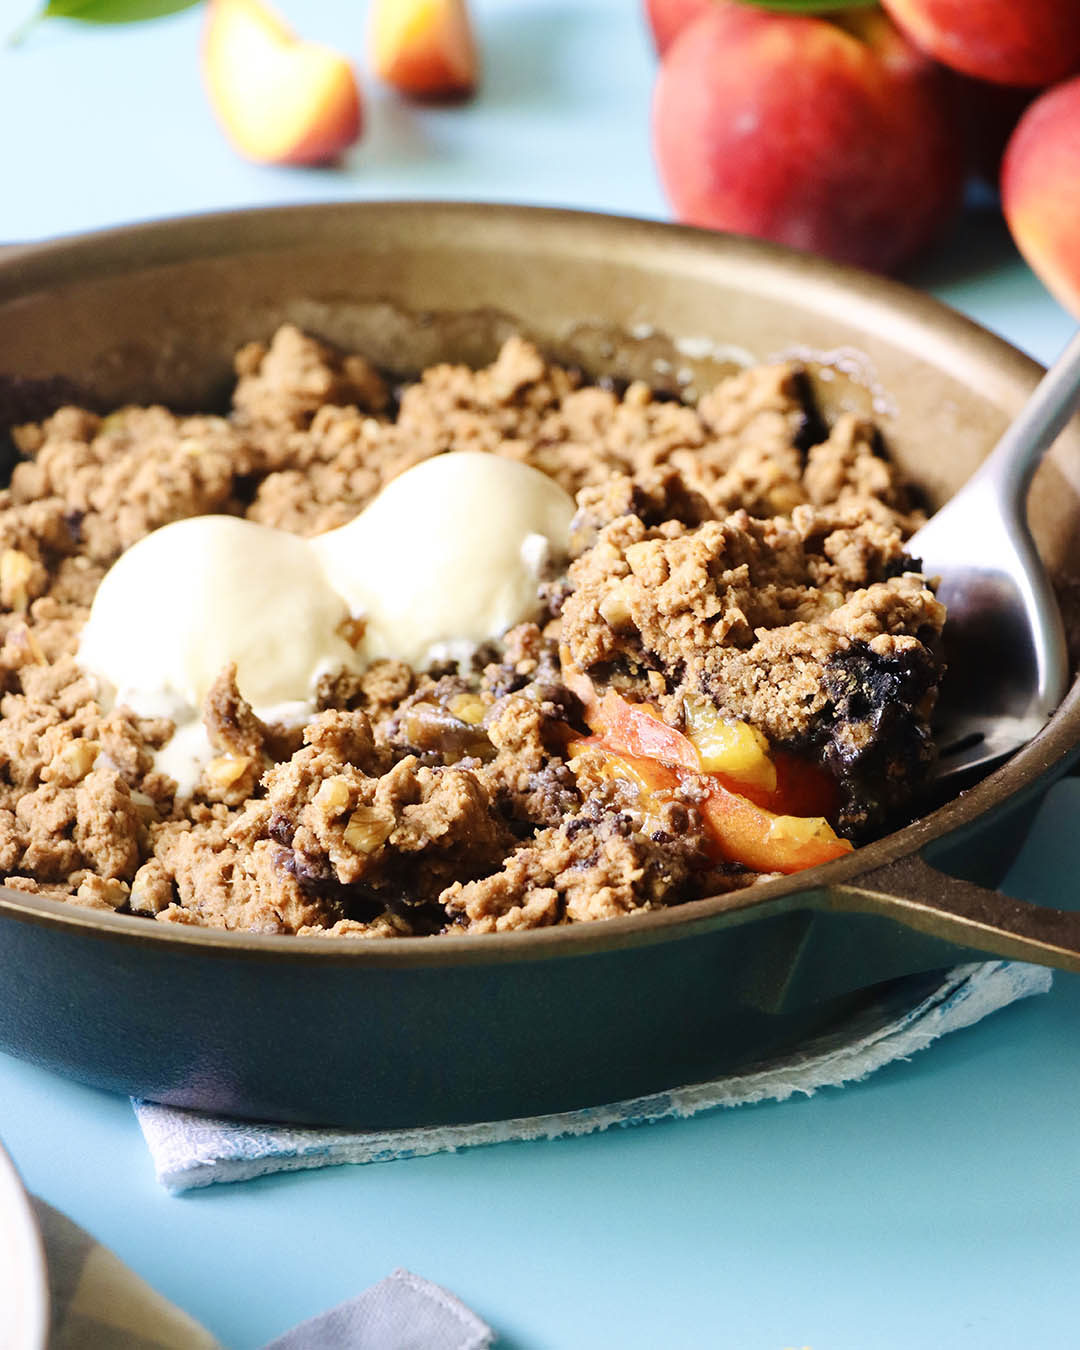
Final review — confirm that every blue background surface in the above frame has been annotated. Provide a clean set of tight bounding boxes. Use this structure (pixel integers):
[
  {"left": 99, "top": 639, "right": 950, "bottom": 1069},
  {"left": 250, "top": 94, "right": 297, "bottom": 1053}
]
[{"left": 2, "top": 2, "right": 1079, "bottom": 1346}]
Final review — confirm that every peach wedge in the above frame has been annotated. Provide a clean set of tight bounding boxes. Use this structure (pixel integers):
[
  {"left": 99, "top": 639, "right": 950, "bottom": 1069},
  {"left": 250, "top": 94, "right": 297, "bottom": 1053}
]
[
  {"left": 202, "top": 0, "right": 362, "bottom": 166},
  {"left": 370, "top": 0, "right": 478, "bottom": 101}
]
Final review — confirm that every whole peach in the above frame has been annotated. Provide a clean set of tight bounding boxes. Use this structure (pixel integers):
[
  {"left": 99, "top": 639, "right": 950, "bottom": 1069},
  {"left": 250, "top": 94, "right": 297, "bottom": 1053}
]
[
  {"left": 644, "top": 0, "right": 710, "bottom": 54},
  {"left": 1001, "top": 76, "right": 1080, "bottom": 316},
  {"left": 652, "top": 6, "right": 963, "bottom": 273},
  {"left": 881, "top": 0, "right": 1080, "bottom": 87}
]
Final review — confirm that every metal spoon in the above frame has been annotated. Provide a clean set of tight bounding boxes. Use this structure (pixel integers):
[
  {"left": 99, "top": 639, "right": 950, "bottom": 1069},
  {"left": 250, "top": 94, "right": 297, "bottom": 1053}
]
[{"left": 911, "top": 329, "right": 1080, "bottom": 783}]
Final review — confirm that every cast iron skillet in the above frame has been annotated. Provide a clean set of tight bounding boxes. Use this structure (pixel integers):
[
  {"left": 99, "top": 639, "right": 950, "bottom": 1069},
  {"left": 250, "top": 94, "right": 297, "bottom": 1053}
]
[{"left": 0, "top": 203, "right": 1079, "bottom": 1130}]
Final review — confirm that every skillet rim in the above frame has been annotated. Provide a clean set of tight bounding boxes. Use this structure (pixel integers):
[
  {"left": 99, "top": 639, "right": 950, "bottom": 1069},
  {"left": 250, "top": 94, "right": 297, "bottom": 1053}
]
[{"left": 1, "top": 200, "right": 1078, "bottom": 968}]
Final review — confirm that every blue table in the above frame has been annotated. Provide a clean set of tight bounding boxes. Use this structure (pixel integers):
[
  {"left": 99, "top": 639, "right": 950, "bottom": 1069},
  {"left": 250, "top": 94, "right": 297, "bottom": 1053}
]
[{"left": 2, "top": 3, "right": 1079, "bottom": 1345}]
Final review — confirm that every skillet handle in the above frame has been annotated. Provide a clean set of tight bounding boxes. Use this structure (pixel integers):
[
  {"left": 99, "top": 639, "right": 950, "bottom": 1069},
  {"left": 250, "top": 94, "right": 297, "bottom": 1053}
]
[{"left": 822, "top": 853, "right": 1080, "bottom": 972}]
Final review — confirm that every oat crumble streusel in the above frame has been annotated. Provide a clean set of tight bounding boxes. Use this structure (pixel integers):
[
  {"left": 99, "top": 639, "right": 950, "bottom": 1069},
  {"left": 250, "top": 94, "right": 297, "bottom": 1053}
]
[{"left": 0, "top": 325, "right": 945, "bottom": 935}]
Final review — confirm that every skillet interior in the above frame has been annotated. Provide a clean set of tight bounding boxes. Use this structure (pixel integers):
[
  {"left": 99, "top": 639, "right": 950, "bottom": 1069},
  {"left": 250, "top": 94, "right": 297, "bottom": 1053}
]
[{"left": 0, "top": 203, "right": 1078, "bottom": 1126}]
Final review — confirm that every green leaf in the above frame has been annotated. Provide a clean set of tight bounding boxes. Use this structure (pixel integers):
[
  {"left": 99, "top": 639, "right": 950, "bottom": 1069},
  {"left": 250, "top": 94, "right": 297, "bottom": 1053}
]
[
  {"left": 737, "top": 0, "right": 879, "bottom": 10},
  {"left": 40, "top": 0, "right": 202, "bottom": 23}
]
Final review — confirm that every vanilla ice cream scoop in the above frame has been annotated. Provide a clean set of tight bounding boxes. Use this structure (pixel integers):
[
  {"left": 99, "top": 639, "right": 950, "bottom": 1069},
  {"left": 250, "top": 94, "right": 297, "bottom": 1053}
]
[
  {"left": 78, "top": 515, "right": 363, "bottom": 721},
  {"left": 312, "top": 452, "right": 576, "bottom": 668}
]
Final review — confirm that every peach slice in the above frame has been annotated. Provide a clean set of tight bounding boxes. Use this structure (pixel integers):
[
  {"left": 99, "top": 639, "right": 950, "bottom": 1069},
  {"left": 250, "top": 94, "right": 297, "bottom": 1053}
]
[
  {"left": 202, "top": 0, "right": 362, "bottom": 166},
  {"left": 568, "top": 739, "right": 852, "bottom": 875},
  {"left": 370, "top": 0, "right": 478, "bottom": 101}
]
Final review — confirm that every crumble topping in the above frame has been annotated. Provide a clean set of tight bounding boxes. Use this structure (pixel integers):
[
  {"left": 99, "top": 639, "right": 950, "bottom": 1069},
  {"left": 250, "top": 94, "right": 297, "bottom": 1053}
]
[{"left": 0, "top": 325, "right": 943, "bottom": 935}]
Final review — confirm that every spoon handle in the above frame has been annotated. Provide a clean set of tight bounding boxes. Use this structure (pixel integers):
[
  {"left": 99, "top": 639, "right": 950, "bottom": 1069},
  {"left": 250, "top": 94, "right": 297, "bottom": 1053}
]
[{"left": 979, "top": 327, "right": 1080, "bottom": 503}]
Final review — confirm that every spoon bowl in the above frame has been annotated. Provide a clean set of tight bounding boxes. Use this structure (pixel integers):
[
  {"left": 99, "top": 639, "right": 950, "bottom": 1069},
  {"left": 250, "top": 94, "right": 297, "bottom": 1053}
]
[{"left": 910, "top": 329, "right": 1080, "bottom": 783}]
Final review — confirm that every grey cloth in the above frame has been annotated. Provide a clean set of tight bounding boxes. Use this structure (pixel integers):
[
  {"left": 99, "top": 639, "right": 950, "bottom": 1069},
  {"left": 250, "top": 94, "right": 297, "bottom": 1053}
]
[
  {"left": 264, "top": 1270, "right": 493, "bottom": 1350},
  {"left": 32, "top": 1199, "right": 493, "bottom": 1349}
]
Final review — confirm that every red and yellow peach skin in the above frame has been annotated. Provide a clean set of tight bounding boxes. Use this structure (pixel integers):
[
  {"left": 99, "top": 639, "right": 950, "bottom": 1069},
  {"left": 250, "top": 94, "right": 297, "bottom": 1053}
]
[
  {"left": 370, "top": 0, "right": 478, "bottom": 101},
  {"left": 881, "top": 0, "right": 1080, "bottom": 88},
  {"left": 652, "top": 5, "right": 963, "bottom": 273},
  {"left": 202, "top": 0, "right": 362, "bottom": 166},
  {"left": 1002, "top": 76, "right": 1080, "bottom": 317},
  {"left": 644, "top": 0, "right": 711, "bottom": 54}
]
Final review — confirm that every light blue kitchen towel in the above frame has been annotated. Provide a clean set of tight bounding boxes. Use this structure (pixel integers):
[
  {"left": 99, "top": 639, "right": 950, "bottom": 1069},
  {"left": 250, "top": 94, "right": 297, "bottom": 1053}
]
[{"left": 133, "top": 959, "right": 1049, "bottom": 1192}]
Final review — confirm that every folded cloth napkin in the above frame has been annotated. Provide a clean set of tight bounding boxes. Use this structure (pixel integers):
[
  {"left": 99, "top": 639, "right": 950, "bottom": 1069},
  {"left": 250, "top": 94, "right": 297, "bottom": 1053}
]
[
  {"left": 34, "top": 1196, "right": 493, "bottom": 1350},
  {"left": 133, "top": 959, "right": 1049, "bottom": 1192}
]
